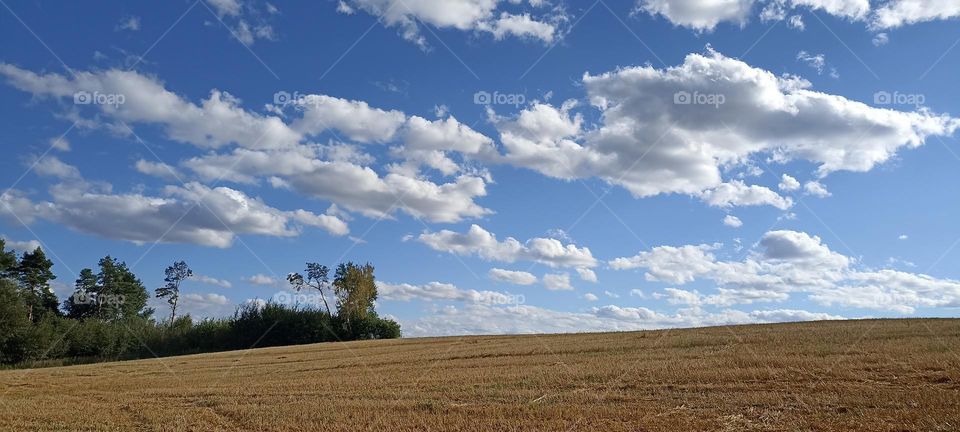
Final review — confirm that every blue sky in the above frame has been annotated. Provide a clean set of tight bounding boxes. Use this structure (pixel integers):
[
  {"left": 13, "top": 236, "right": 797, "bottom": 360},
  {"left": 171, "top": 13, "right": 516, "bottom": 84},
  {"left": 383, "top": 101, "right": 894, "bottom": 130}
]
[{"left": 2, "top": 0, "right": 960, "bottom": 336}]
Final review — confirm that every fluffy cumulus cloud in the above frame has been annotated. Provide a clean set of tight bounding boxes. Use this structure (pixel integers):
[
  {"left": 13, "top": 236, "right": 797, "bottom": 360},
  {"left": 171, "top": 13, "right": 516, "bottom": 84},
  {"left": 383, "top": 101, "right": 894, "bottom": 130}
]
[
  {"left": 543, "top": 272, "right": 573, "bottom": 291},
  {"left": 398, "top": 302, "right": 843, "bottom": 336},
  {"left": 378, "top": 281, "right": 520, "bottom": 305},
  {"left": 174, "top": 293, "right": 236, "bottom": 318},
  {"left": 637, "top": 0, "right": 758, "bottom": 30},
  {"left": 637, "top": 0, "right": 870, "bottom": 31},
  {"left": 417, "top": 224, "right": 598, "bottom": 269},
  {"left": 245, "top": 274, "right": 281, "bottom": 286},
  {"left": 610, "top": 229, "right": 960, "bottom": 313},
  {"left": 637, "top": 0, "right": 960, "bottom": 32},
  {"left": 778, "top": 174, "right": 801, "bottom": 191},
  {"left": 1, "top": 236, "right": 42, "bottom": 253},
  {"left": 488, "top": 268, "right": 539, "bottom": 285},
  {"left": 490, "top": 49, "right": 957, "bottom": 206},
  {"left": 0, "top": 161, "right": 348, "bottom": 248},
  {"left": 337, "top": 0, "right": 566, "bottom": 47},
  {"left": 0, "top": 64, "right": 497, "bottom": 226},
  {"left": 193, "top": 274, "right": 233, "bottom": 288},
  {"left": 723, "top": 215, "right": 743, "bottom": 227},
  {"left": 871, "top": 0, "right": 960, "bottom": 29}
]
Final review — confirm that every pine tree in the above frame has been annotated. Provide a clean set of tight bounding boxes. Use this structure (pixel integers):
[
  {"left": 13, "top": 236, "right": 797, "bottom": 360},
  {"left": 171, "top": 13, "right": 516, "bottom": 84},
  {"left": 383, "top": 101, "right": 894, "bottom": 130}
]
[
  {"left": 95, "top": 256, "right": 150, "bottom": 321},
  {"left": 0, "top": 239, "right": 17, "bottom": 279},
  {"left": 64, "top": 268, "right": 98, "bottom": 319},
  {"left": 156, "top": 261, "right": 192, "bottom": 323},
  {"left": 16, "top": 247, "right": 59, "bottom": 321}
]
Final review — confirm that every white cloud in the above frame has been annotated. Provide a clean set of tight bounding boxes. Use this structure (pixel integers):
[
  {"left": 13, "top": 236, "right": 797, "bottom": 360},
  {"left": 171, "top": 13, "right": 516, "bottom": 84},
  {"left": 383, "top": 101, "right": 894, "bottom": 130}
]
[
  {"left": 1, "top": 177, "right": 349, "bottom": 248},
  {"left": 115, "top": 16, "right": 141, "bottom": 32},
  {"left": 135, "top": 159, "right": 183, "bottom": 181},
  {"left": 637, "top": 0, "right": 869, "bottom": 31},
  {"left": 378, "top": 281, "right": 519, "bottom": 305},
  {"left": 610, "top": 243, "right": 720, "bottom": 284},
  {"left": 418, "top": 224, "right": 598, "bottom": 269},
  {"left": 636, "top": 0, "right": 872, "bottom": 31},
  {"left": 543, "top": 272, "right": 573, "bottom": 291},
  {"left": 488, "top": 268, "right": 538, "bottom": 285},
  {"left": 583, "top": 293, "right": 599, "bottom": 301},
  {"left": 49, "top": 137, "right": 70, "bottom": 152},
  {"left": 32, "top": 156, "right": 82, "bottom": 179},
  {"left": 872, "top": 32, "right": 889, "bottom": 46},
  {"left": 576, "top": 267, "right": 598, "bottom": 282},
  {"left": 786, "top": 14, "right": 805, "bottom": 29},
  {"left": 796, "top": 51, "right": 826, "bottom": 74},
  {"left": 898, "top": 234, "right": 909, "bottom": 240},
  {"left": 396, "top": 302, "right": 844, "bottom": 336},
  {"left": 479, "top": 12, "right": 560, "bottom": 42},
  {"left": 699, "top": 181, "right": 793, "bottom": 210},
  {"left": 610, "top": 229, "right": 960, "bottom": 313},
  {"left": 871, "top": 0, "right": 960, "bottom": 29},
  {"left": 803, "top": 180, "right": 831, "bottom": 197},
  {"left": 491, "top": 49, "right": 957, "bottom": 206},
  {"left": 1, "top": 236, "right": 41, "bottom": 253},
  {"left": 208, "top": 0, "right": 242, "bottom": 16},
  {"left": 0, "top": 65, "right": 302, "bottom": 150},
  {"left": 637, "top": 0, "right": 960, "bottom": 32},
  {"left": 292, "top": 95, "right": 406, "bottom": 144},
  {"left": 206, "top": 0, "right": 277, "bottom": 45},
  {"left": 0, "top": 65, "right": 496, "bottom": 225},
  {"left": 637, "top": 0, "right": 757, "bottom": 31},
  {"left": 245, "top": 274, "right": 280, "bottom": 286},
  {"left": 778, "top": 174, "right": 801, "bottom": 191},
  {"left": 723, "top": 215, "right": 743, "bottom": 228},
  {"left": 175, "top": 293, "right": 235, "bottom": 318},
  {"left": 193, "top": 274, "right": 233, "bottom": 288},
  {"left": 338, "top": 0, "right": 564, "bottom": 47}
]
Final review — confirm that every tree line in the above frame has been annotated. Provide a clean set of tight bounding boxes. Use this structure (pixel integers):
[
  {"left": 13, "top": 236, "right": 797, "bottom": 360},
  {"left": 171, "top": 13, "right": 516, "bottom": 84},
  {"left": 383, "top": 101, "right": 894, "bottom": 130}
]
[{"left": 0, "top": 239, "right": 400, "bottom": 367}]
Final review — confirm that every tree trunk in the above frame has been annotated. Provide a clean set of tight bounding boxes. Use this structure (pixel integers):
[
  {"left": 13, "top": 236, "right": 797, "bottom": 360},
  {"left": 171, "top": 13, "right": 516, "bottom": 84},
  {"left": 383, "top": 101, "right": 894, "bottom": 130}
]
[{"left": 319, "top": 289, "right": 332, "bottom": 316}]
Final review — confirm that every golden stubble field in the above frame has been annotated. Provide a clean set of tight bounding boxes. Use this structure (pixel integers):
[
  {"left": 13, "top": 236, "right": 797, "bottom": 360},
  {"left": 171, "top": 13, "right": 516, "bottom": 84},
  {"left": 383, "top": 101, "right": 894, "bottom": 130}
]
[{"left": 1, "top": 319, "right": 958, "bottom": 431}]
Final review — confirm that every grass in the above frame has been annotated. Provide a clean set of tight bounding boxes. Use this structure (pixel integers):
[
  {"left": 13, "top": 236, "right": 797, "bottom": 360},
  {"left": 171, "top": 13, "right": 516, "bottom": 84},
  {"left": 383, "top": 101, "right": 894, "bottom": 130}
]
[{"left": 1, "top": 318, "right": 958, "bottom": 431}]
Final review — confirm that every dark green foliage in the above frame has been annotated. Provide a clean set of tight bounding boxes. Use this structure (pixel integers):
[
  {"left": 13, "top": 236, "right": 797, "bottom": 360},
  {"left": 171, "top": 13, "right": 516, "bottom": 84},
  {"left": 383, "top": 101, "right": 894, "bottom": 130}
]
[
  {"left": 64, "top": 268, "right": 97, "bottom": 319},
  {"left": 0, "top": 301, "right": 401, "bottom": 367},
  {"left": 0, "top": 239, "right": 17, "bottom": 278},
  {"left": 0, "top": 250, "right": 401, "bottom": 367},
  {"left": 0, "top": 279, "right": 40, "bottom": 363},
  {"left": 16, "top": 247, "right": 59, "bottom": 321},
  {"left": 62, "top": 257, "right": 151, "bottom": 322}
]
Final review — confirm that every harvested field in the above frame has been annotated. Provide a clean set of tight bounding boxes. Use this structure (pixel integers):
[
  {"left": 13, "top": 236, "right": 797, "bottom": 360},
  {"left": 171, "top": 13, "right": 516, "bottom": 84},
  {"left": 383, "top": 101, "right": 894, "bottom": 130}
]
[{"left": 2, "top": 319, "right": 959, "bottom": 431}]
